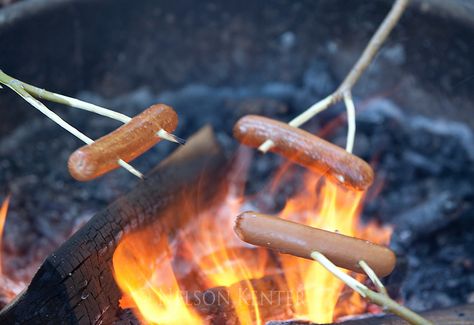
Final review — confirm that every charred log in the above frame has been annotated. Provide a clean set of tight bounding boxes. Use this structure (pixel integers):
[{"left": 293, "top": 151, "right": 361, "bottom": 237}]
[
  {"left": 0, "top": 126, "right": 229, "bottom": 324},
  {"left": 189, "top": 274, "right": 295, "bottom": 325},
  {"left": 334, "top": 303, "right": 474, "bottom": 325},
  {"left": 267, "top": 303, "right": 474, "bottom": 325}
]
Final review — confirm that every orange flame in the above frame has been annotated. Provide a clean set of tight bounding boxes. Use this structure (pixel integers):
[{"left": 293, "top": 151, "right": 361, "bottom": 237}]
[
  {"left": 0, "top": 195, "right": 25, "bottom": 306},
  {"left": 278, "top": 176, "right": 365, "bottom": 322},
  {"left": 113, "top": 154, "right": 391, "bottom": 324},
  {"left": 0, "top": 196, "right": 10, "bottom": 275},
  {"left": 113, "top": 228, "right": 203, "bottom": 324}
]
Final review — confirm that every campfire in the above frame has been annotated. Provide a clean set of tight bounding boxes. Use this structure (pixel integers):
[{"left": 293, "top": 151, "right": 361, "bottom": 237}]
[
  {"left": 112, "top": 148, "right": 392, "bottom": 324},
  {"left": 1, "top": 0, "right": 474, "bottom": 324}
]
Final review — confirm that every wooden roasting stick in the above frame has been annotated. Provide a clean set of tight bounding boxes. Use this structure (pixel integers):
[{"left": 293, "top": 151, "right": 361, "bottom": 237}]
[
  {"left": 257, "top": 0, "right": 411, "bottom": 154},
  {"left": 0, "top": 70, "right": 185, "bottom": 181},
  {"left": 233, "top": 115, "right": 374, "bottom": 191},
  {"left": 68, "top": 104, "right": 179, "bottom": 181},
  {"left": 234, "top": 211, "right": 395, "bottom": 277}
]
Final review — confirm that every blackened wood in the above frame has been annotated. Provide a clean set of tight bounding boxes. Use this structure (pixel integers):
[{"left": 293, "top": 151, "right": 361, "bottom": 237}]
[
  {"left": 334, "top": 303, "right": 474, "bottom": 325},
  {"left": 267, "top": 303, "right": 474, "bottom": 325},
  {"left": 190, "top": 274, "right": 295, "bottom": 325},
  {"left": 0, "top": 126, "right": 229, "bottom": 325}
]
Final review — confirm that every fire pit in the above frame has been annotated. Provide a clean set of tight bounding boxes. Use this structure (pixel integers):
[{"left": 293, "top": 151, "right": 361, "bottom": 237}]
[{"left": 1, "top": 0, "right": 474, "bottom": 324}]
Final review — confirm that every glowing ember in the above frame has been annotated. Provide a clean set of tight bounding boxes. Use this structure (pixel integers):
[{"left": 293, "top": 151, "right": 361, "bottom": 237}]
[
  {"left": 0, "top": 195, "right": 26, "bottom": 308},
  {"left": 0, "top": 196, "right": 10, "bottom": 275},
  {"left": 113, "top": 151, "right": 391, "bottom": 324}
]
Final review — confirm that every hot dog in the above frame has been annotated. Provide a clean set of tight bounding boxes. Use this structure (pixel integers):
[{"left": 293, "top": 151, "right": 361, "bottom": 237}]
[
  {"left": 234, "top": 211, "right": 396, "bottom": 277},
  {"left": 68, "top": 104, "right": 178, "bottom": 181},
  {"left": 233, "top": 115, "right": 374, "bottom": 191}
]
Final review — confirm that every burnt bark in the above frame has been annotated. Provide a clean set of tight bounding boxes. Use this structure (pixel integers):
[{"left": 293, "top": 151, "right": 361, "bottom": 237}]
[
  {"left": 267, "top": 303, "right": 474, "bottom": 325},
  {"left": 0, "top": 126, "right": 229, "bottom": 325},
  {"left": 334, "top": 303, "right": 474, "bottom": 325},
  {"left": 190, "top": 274, "right": 295, "bottom": 325}
]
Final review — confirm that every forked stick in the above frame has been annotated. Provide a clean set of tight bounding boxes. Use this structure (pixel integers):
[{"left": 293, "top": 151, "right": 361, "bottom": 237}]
[
  {"left": 258, "top": 0, "right": 410, "bottom": 154},
  {"left": 0, "top": 70, "right": 186, "bottom": 179},
  {"left": 359, "top": 259, "right": 388, "bottom": 297},
  {"left": 0, "top": 75, "right": 144, "bottom": 178},
  {"left": 0, "top": 70, "right": 184, "bottom": 145},
  {"left": 311, "top": 252, "right": 433, "bottom": 325}
]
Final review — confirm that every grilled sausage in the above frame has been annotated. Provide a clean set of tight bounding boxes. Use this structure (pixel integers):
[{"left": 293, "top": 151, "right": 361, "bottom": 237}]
[
  {"left": 233, "top": 115, "right": 374, "bottom": 191},
  {"left": 68, "top": 104, "right": 178, "bottom": 181},
  {"left": 234, "top": 211, "right": 396, "bottom": 277}
]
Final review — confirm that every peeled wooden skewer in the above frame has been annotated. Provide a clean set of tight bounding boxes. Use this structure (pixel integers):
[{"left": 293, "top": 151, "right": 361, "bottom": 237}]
[
  {"left": 257, "top": 0, "right": 410, "bottom": 155},
  {"left": 15, "top": 77, "right": 185, "bottom": 146},
  {"left": 0, "top": 70, "right": 185, "bottom": 180}
]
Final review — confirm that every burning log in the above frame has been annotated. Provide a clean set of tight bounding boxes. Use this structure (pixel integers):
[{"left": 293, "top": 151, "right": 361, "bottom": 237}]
[
  {"left": 190, "top": 274, "right": 295, "bottom": 325},
  {"left": 324, "top": 303, "right": 474, "bottom": 325},
  {"left": 0, "top": 126, "right": 229, "bottom": 324},
  {"left": 265, "top": 304, "right": 474, "bottom": 325},
  {"left": 184, "top": 283, "right": 474, "bottom": 325}
]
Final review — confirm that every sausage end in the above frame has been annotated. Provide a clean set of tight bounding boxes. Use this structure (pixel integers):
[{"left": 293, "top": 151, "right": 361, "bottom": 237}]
[
  {"left": 68, "top": 149, "right": 99, "bottom": 181},
  {"left": 377, "top": 248, "right": 397, "bottom": 277},
  {"left": 233, "top": 212, "right": 248, "bottom": 241}
]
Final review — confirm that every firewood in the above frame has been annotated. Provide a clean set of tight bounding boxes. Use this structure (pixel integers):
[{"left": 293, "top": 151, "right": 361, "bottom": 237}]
[
  {"left": 266, "top": 303, "right": 474, "bottom": 325},
  {"left": 334, "top": 303, "right": 474, "bottom": 325},
  {"left": 189, "top": 274, "right": 296, "bottom": 325}
]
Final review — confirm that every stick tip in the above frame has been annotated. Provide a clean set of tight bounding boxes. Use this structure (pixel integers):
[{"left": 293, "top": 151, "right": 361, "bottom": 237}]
[
  {"left": 171, "top": 134, "right": 187, "bottom": 145},
  {"left": 157, "top": 129, "right": 186, "bottom": 145},
  {"left": 257, "top": 139, "right": 274, "bottom": 153}
]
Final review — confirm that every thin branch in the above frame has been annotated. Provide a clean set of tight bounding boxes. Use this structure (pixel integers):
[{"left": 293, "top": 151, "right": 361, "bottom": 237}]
[
  {"left": 258, "top": 0, "right": 410, "bottom": 153},
  {"left": 358, "top": 260, "right": 388, "bottom": 297},
  {"left": 343, "top": 91, "right": 356, "bottom": 153},
  {"left": 156, "top": 129, "right": 186, "bottom": 145},
  {"left": 311, "top": 251, "right": 368, "bottom": 296},
  {"left": 0, "top": 70, "right": 131, "bottom": 123},
  {"left": 117, "top": 159, "right": 144, "bottom": 179},
  {"left": 311, "top": 252, "right": 433, "bottom": 325},
  {"left": 258, "top": 94, "right": 334, "bottom": 153},
  {"left": 4, "top": 77, "right": 94, "bottom": 145},
  {"left": 0, "top": 70, "right": 184, "bottom": 145},
  {"left": 337, "top": 0, "right": 410, "bottom": 94}
]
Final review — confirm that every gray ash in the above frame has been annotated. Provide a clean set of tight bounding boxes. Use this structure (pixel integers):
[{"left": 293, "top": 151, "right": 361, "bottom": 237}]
[{"left": 355, "top": 101, "right": 474, "bottom": 312}]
